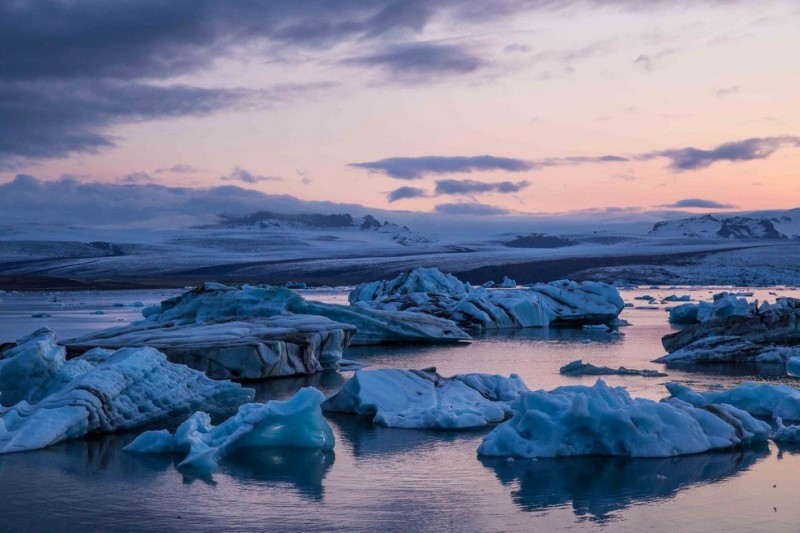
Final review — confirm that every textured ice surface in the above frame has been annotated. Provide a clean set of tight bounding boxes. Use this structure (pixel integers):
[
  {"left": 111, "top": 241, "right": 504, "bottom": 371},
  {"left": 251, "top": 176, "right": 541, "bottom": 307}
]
[
  {"left": 0, "top": 328, "right": 253, "bottom": 454},
  {"left": 124, "top": 387, "right": 334, "bottom": 472},
  {"left": 560, "top": 360, "right": 666, "bottom": 377},
  {"left": 478, "top": 380, "right": 768, "bottom": 458},
  {"left": 349, "top": 268, "right": 624, "bottom": 331},
  {"left": 142, "top": 283, "right": 470, "bottom": 346},
  {"left": 667, "top": 381, "right": 800, "bottom": 421},
  {"left": 322, "top": 368, "right": 529, "bottom": 429},
  {"left": 655, "top": 336, "right": 800, "bottom": 365},
  {"left": 66, "top": 315, "right": 355, "bottom": 380}
]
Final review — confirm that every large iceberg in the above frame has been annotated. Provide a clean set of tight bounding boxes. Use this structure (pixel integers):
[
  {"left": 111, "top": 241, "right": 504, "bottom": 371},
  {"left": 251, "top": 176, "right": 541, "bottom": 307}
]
[
  {"left": 667, "top": 292, "right": 753, "bottom": 325},
  {"left": 321, "top": 368, "right": 529, "bottom": 429},
  {"left": 0, "top": 328, "right": 253, "bottom": 454},
  {"left": 124, "top": 387, "right": 334, "bottom": 472},
  {"left": 477, "top": 380, "right": 769, "bottom": 458},
  {"left": 349, "top": 268, "right": 624, "bottom": 331},
  {"left": 66, "top": 315, "right": 356, "bottom": 380},
  {"left": 138, "top": 282, "right": 470, "bottom": 346},
  {"left": 654, "top": 335, "right": 800, "bottom": 366},
  {"left": 666, "top": 381, "right": 800, "bottom": 421}
]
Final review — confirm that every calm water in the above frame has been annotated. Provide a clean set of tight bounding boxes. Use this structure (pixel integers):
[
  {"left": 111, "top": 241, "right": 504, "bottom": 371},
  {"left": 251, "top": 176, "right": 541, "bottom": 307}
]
[{"left": 1, "top": 286, "right": 800, "bottom": 532}]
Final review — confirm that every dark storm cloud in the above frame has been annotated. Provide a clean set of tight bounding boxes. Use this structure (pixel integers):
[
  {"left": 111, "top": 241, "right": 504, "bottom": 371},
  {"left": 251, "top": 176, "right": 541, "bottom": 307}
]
[
  {"left": 0, "top": 80, "right": 326, "bottom": 169},
  {"left": 434, "top": 179, "right": 530, "bottom": 195},
  {"left": 648, "top": 136, "right": 800, "bottom": 171},
  {"left": 387, "top": 186, "right": 428, "bottom": 202},
  {"left": 349, "top": 155, "right": 535, "bottom": 179},
  {"left": 220, "top": 167, "right": 282, "bottom": 184},
  {"left": 659, "top": 198, "right": 737, "bottom": 209},
  {"left": 344, "top": 42, "right": 485, "bottom": 81},
  {"left": 434, "top": 202, "right": 511, "bottom": 216}
]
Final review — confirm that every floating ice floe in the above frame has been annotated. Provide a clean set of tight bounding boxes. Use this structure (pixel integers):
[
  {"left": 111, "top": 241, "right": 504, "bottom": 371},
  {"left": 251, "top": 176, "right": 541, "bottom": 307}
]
[
  {"left": 559, "top": 360, "right": 666, "bottom": 377},
  {"left": 0, "top": 328, "right": 253, "bottom": 454},
  {"left": 654, "top": 335, "right": 800, "bottom": 366},
  {"left": 322, "top": 368, "right": 529, "bottom": 429},
  {"left": 137, "top": 282, "right": 470, "bottom": 346},
  {"left": 662, "top": 294, "right": 692, "bottom": 303},
  {"left": 349, "top": 268, "right": 624, "bottom": 331},
  {"left": 66, "top": 315, "right": 356, "bottom": 380},
  {"left": 667, "top": 291, "right": 756, "bottom": 325},
  {"left": 666, "top": 381, "right": 800, "bottom": 421},
  {"left": 124, "top": 387, "right": 334, "bottom": 472},
  {"left": 477, "top": 380, "right": 769, "bottom": 458}
]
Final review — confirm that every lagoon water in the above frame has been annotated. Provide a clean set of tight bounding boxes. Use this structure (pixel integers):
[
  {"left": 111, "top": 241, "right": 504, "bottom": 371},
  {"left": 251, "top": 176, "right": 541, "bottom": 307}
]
[{"left": 2, "top": 286, "right": 800, "bottom": 531}]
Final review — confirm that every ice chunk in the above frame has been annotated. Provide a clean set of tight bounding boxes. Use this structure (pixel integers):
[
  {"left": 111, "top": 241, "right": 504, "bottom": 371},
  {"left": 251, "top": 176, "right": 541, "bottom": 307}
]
[
  {"left": 478, "top": 380, "right": 769, "bottom": 458},
  {"left": 66, "top": 315, "right": 356, "bottom": 380},
  {"left": 0, "top": 328, "right": 253, "bottom": 454},
  {"left": 788, "top": 356, "right": 800, "bottom": 378},
  {"left": 560, "top": 360, "right": 666, "bottom": 377},
  {"left": 666, "top": 381, "right": 800, "bottom": 421},
  {"left": 772, "top": 418, "right": 800, "bottom": 443},
  {"left": 662, "top": 294, "right": 692, "bottom": 302},
  {"left": 654, "top": 336, "right": 800, "bottom": 365},
  {"left": 124, "top": 387, "right": 333, "bottom": 472},
  {"left": 322, "top": 368, "right": 528, "bottom": 429},
  {"left": 349, "top": 268, "right": 624, "bottom": 331},
  {"left": 143, "top": 283, "right": 470, "bottom": 346}
]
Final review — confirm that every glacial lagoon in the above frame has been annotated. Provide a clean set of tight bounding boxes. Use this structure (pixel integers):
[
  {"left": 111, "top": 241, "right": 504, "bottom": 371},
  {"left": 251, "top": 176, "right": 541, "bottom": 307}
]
[{"left": 1, "top": 286, "right": 800, "bottom": 532}]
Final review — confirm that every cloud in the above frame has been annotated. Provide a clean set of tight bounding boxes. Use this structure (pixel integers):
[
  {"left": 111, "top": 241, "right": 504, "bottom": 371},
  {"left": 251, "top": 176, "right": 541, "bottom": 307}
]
[
  {"left": 388, "top": 186, "right": 428, "bottom": 202},
  {"left": 349, "top": 155, "right": 534, "bottom": 179},
  {"left": 434, "top": 179, "right": 530, "bottom": 195},
  {"left": 659, "top": 198, "right": 738, "bottom": 209},
  {"left": 220, "top": 166, "right": 282, "bottom": 184},
  {"left": 715, "top": 85, "right": 740, "bottom": 97},
  {"left": 434, "top": 202, "right": 510, "bottom": 216},
  {"left": 650, "top": 136, "right": 800, "bottom": 171},
  {"left": 0, "top": 174, "right": 373, "bottom": 227},
  {"left": 0, "top": 80, "right": 326, "bottom": 169},
  {"left": 121, "top": 172, "right": 154, "bottom": 183},
  {"left": 156, "top": 164, "right": 199, "bottom": 174},
  {"left": 344, "top": 41, "right": 485, "bottom": 82}
]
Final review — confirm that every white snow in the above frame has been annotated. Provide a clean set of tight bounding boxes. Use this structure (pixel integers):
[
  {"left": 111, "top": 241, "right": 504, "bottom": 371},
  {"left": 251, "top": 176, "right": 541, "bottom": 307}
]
[
  {"left": 321, "top": 368, "right": 529, "bottom": 429},
  {"left": 0, "top": 328, "right": 253, "bottom": 454},
  {"left": 666, "top": 382, "right": 800, "bottom": 421},
  {"left": 478, "top": 380, "right": 769, "bottom": 458},
  {"left": 124, "top": 387, "right": 334, "bottom": 472}
]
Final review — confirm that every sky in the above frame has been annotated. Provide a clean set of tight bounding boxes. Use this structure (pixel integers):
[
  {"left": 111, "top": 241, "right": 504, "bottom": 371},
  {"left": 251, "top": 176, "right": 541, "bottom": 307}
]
[{"left": 2, "top": 0, "right": 800, "bottom": 222}]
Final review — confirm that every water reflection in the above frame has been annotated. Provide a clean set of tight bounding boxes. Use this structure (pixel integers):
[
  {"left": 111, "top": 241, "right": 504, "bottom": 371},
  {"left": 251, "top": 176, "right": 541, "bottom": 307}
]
[
  {"left": 480, "top": 445, "right": 769, "bottom": 521},
  {"left": 250, "top": 370, "right": 349, "bottom": 402}
]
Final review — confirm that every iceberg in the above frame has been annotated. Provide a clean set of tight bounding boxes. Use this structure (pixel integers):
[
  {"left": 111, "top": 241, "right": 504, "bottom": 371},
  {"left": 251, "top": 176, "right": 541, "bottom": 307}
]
[
  {"left": 788, "top": 356, "right": 800, "bottom": 377},
  {"left": 662, "top": 297, "right": 800, "bottom": 353},
  {"left": 559, "top": 360, "right": 666, "bottom": 377},
  {"left": 654, "top": 335, "right": 800, "bottom": 366},
  {"left": 66, "top": 315, "right": 356, "bottom": 380},
  {"left": 322, "top": 368, "right": 529, "bottom": 429},
  {"left": 124, "top": 387, "right": 334, "bottom": 473},
  {"left": 772, "top": 418, "right": 800, "bottom": 443},
  {"left": 140, "top": 282, "right": 470, "bottom": 346},
  {"left": 666, "top": 381, "right": 800, "bottom": 421},
  {"left": 349, "top": 268, "right": 624, "bottom": 331},
  {"left": 0, "top": 328, "right": 253, "bottom": 454},
  {"left": 478, "top": 380, "right": 769, "bottom": 458}
]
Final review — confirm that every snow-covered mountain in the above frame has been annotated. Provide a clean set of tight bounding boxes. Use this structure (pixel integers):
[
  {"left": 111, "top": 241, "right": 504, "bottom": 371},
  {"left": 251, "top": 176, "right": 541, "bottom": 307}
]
[
  {"left": 218, "top": 211, "right": 432, "bottom": 246},
  {"left": 648, "top": 215, "right": 789, "bottom": 240}
]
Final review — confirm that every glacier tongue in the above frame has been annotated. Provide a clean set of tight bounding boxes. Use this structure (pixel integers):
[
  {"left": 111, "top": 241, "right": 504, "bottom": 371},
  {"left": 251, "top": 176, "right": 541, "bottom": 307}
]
[
  {"left": 322, "top": 368, "right": 529, "bottom": 429},
  {"left": 124, "top": 387, "right": 334, "bottom": 473},
  {"left": 0, "top": 328, "right": 253, "bottom": 454},
  {"left": 478, "top": 380, "right": 769, "bottom": 458}
]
